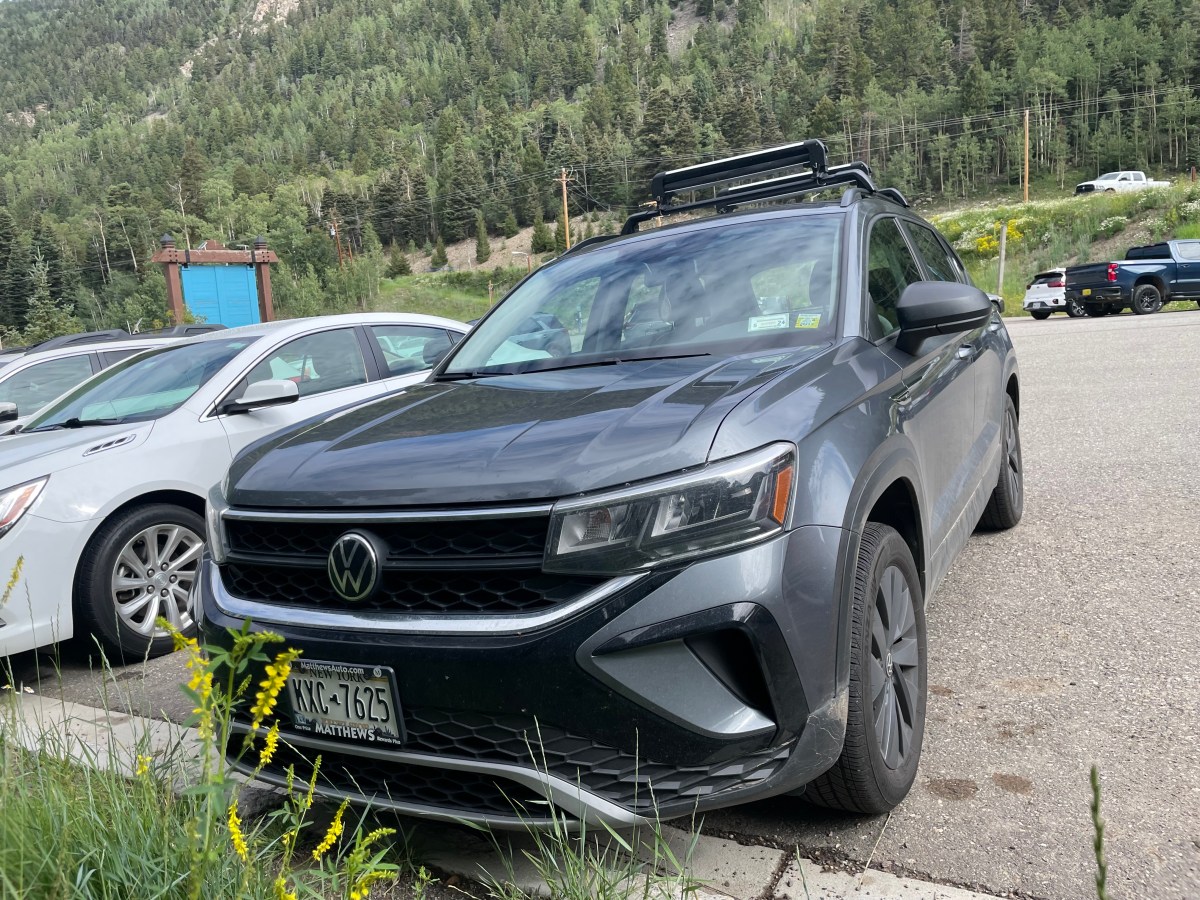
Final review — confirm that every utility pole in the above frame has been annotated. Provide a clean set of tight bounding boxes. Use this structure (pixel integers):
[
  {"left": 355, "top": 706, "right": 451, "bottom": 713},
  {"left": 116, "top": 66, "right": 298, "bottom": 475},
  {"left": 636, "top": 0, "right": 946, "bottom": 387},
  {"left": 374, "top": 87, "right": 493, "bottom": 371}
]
[
  {"left": 330, "top": 215, "right": 345, "bottom": 270},
  {"left": 558, "top": 167, "right": 572, "bottom": 250},
  {"left": 1023, "top": 108, "right": 1030, "bottom": 204}
]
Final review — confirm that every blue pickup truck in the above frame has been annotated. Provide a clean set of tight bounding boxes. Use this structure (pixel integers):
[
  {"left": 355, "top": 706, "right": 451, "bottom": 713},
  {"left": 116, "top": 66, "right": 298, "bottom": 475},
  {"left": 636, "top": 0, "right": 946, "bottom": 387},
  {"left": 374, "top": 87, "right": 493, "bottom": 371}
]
[{"left": 1064, "top": 240, "right": 1200, "bottom": 316}]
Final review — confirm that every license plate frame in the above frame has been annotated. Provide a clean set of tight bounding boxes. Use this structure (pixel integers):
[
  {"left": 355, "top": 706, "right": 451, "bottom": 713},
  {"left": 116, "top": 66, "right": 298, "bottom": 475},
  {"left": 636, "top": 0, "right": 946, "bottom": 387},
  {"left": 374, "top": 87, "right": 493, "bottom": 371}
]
[{"left": 286, "top": 659, "right": 405, "bottom": 748}]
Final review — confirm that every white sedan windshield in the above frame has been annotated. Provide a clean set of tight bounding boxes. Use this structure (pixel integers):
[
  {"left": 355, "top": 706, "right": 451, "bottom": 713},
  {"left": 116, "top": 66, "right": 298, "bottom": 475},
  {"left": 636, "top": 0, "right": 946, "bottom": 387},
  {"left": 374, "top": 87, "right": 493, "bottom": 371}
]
[{"left": 24, "top": 338, "right": 254, "bottom": 430}]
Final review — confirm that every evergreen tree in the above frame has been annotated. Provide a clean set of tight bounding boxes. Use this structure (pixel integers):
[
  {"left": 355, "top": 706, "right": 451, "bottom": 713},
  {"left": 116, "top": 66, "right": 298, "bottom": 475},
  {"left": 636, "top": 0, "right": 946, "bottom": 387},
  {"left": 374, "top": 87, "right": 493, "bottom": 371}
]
[
  {"left": 21, "top": 251, "right": 80, "bottom": 344},
  {"left": 431, "top": 237, "right": 448, "bottom": 269},
  {"left": 502, "top": 211, "right": 519, "bottom": 238},
  {"left": 531, "top": 215, "right": 555, "bottom": 254},
  {"left": 387, "top": 247, "right": 412, "bottom": 277},
  {"left": 475, "top": 211, "right": 491, "bottom": 263},
  {"left": 554, "top": 216, "right": 568, "bottom": 254}
]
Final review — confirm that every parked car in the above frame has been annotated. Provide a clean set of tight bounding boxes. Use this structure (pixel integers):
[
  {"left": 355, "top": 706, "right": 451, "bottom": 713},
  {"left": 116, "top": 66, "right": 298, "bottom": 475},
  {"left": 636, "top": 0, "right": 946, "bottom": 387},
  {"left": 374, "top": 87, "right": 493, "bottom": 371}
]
[
  {"left": 201, "top": 141, "right": 1023, "bottom": 827},
  {"left": 986, "top": 292, "right": 1005, "bottom": 315},
  {"left": 1074, "top": 171, "right": 1170, "bottom": 194},
  {"left": 0, "top": 313, "right": 468, "bottom": 662},
  {"left": 0, "top": 334, "right": 181, "bottom": 431},
  {"left": 1022, "top": 269, "right": 1085, "bottom": 318},
  {"left": 1065, "top": 240, "right": 1200, "bottom": 316}
]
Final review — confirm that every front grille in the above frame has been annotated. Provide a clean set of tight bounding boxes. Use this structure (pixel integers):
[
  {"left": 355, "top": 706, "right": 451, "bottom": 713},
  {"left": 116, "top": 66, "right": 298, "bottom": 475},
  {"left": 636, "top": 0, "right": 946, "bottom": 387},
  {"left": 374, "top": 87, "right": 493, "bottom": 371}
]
[
  {"left": 257, "top": 740, "right": 550, "bottom": 820},
  {"left": 225, "top": 516, "right": 548, "bottom": 564},
  {"left": 221, "top": 562, "right": 602, "bottom": 614}
]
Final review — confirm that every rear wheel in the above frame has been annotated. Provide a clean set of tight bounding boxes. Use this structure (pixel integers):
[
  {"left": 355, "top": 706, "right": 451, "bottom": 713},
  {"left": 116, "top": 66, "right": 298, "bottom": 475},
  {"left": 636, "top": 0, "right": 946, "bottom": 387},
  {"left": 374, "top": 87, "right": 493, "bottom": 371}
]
[
  {"left": 1029, "top": 310, "right": 1051, "bottom": 320},
  {"left": 979, "top": 395, "right": 1023, "bottom": 530},
  {"left": 1065, "top": 297, "right": 1086, "bottom": 318},
  {"left": 75, "top": 503, "right": 205, "bottom": 661},
  {"left": 1131, "top": 284, "right": 1162, "bottom": 315},
  {"left": 805, "top": 523, "right": 926, "bottom": 814}
]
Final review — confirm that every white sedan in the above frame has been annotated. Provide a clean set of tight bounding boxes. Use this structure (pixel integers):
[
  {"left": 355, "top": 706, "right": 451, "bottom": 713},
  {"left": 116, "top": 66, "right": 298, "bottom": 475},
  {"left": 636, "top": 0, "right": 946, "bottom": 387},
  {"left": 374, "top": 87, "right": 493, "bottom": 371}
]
[{"left": 0, "top": 313, "right": 468, "bottom": 661}]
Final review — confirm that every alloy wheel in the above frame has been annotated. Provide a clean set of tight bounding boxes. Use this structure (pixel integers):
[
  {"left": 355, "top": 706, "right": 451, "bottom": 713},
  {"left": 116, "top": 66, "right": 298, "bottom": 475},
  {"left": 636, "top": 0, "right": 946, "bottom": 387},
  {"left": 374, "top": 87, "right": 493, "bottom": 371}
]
[
  {"left": 111, "top": 524, "right": 204, "bottom": 637},
  {"left": 1005, "top": 406, "right": 1023, "bottom": 510},
  {"left": 869, "top": 565, "right": 920, "bottom": 770}
]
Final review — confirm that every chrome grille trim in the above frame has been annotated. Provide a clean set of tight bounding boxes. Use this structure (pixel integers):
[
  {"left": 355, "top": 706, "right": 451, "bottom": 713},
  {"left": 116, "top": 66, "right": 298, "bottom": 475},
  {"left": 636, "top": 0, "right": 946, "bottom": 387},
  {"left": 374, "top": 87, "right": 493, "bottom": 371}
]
[{"left": 221, "top": 503, "right": 553, "bottom": 524}]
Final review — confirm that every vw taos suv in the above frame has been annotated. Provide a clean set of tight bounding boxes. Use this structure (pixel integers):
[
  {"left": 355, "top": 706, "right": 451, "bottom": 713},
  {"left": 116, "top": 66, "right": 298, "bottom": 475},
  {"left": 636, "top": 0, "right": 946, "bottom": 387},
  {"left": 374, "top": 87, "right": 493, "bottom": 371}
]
[{"left": 201, "top": 141, "right": 1023, "bottom": 827}]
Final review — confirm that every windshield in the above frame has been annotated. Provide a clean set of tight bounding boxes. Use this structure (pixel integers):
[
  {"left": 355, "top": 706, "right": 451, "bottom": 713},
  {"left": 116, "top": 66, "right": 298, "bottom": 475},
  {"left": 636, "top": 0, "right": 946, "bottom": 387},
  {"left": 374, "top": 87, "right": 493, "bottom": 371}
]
[
  {"left": 24, "top": 337, "right": 256, "bottom": 430},
  {"left": 1097, "top": 173, "right": 1121, "bottom": 181},
  {"left": 442, "top": 214, "right": 841, "bottom": 377}
]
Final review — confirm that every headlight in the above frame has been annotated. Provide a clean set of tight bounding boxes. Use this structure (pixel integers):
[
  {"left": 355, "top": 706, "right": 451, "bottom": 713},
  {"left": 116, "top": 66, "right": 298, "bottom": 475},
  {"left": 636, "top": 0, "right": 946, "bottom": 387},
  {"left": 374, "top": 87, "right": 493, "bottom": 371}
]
[
  {"left": 205, "top": 483, "right": 229, "bottom": 564},
  {"left": 0, "top": 477, "right": 49, "bottom": 540},
  {"left": 544, "top": 443, "right": 795, "bottom": 575}
]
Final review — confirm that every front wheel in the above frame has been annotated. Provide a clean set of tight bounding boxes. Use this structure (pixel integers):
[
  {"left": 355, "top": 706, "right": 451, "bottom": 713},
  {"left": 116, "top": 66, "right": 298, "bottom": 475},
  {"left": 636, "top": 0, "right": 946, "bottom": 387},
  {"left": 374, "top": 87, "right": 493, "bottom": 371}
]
[
  {"left": 805, "top": 523, "right": 926, "bottom": 814},
  {"left": 1131, "top": 284, "right": 1162, "bottom": 315},
  {"left": 1029, "top": 310, "right": 1052, "bottom": 320},
  {"left": 1065, "top": 297, "right": 1087, "bottom": 318},
  {"left": 74, "top": 503, "right": 205, "bottom": 661}
]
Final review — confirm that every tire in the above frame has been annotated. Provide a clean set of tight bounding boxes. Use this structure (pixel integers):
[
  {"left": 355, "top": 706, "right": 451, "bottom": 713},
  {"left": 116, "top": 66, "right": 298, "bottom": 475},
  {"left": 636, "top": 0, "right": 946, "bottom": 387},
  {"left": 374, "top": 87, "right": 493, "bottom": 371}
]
[
  {"left": 74, "top": 503, "right": 205, "bottom": 661},
  {"left": 978, "top": 395, "right": 1023, "bottom": 530},
  {"left": 1065, "top": 297, "right": 1087, "bottom": 318},
  {"left": 1030, "top": 310, "right": 1051, "bottom": 320},
  {"left": 805, "top": 523, "right": 926, "bottom": 814},
  {"left": 1084, "top": 305, "right": 1109, "bottom": 317},
  {"left": 1131, "top": 284, "right": 1162, "bottom": 315}
]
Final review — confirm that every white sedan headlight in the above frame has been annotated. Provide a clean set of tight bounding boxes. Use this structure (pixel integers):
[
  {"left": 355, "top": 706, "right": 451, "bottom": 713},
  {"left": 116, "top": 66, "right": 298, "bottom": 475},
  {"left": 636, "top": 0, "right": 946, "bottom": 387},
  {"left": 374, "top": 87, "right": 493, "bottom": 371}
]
[
  {"left": 0, "top": 477, "right": 49, "bottom": 540},
  {"left": 544, "top": 444, "right": 795, "bottom": 575}
]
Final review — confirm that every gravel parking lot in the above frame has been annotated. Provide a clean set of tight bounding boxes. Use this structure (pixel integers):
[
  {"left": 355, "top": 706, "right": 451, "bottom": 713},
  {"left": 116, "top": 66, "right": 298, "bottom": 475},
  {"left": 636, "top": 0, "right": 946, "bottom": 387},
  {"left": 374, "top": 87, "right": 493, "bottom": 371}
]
[{"left": 11, "top": 309, "right": 1200, "bottom": 899}]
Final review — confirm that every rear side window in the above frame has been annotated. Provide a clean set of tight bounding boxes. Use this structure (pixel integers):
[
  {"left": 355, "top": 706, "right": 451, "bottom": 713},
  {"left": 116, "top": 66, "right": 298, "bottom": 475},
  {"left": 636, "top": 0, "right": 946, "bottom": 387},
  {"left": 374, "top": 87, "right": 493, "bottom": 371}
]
[
  {"left": 866, "top": 218, "right": 923, "bottom": 339},
  {"left": 905, "top": 224, "right": 959, "bottom": 283}
]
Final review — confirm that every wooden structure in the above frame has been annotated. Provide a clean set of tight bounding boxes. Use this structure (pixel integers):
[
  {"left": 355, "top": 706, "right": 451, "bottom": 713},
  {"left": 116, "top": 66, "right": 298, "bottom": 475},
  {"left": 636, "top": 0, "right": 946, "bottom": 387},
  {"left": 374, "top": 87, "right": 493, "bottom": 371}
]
[{"left": 152, "top": 235, "right": 279, "bottom": 326}]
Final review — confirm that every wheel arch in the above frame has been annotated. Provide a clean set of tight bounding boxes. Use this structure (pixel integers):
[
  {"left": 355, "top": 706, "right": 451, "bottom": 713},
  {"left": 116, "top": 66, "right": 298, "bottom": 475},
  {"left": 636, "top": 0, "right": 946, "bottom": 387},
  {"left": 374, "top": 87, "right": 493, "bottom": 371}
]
[
  {"left": 74, "top": 489, "right": 208, "bottom": 584},
  {"left": 1133, "top": 273, "right": 1168, "bottom": 300},
  {"left": 1006, "top": 373, "right": 1020, "bottom": 418}
]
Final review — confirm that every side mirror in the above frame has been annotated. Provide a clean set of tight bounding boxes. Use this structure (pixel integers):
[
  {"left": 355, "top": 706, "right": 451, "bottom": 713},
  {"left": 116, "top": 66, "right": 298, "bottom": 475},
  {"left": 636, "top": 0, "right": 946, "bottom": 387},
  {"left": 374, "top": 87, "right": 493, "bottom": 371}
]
[
  {"left": 895, "top": 281, "right": 992, "bottom": 355},
  {"left": 0, "top": 402, "right": 16, "bottom": 423},
  {"left": 219, "top": 379, "right": 299, "bottom": 416}
]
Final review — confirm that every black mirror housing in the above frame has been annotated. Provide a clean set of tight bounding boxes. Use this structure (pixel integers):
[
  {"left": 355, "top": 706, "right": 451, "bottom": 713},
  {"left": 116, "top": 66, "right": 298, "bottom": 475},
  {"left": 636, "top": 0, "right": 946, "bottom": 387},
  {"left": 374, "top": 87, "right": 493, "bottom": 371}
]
[
  {"left": 895, "top": 281, "right": 992, "bottom": 355},
  {"left": 0, "top": 402, "right": 16, "bottom": 423}
]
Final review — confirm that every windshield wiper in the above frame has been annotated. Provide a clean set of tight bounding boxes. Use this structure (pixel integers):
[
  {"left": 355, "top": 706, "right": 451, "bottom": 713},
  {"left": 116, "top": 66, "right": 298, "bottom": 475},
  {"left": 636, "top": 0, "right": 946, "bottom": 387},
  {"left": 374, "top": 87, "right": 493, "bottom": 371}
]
[
  {"left": 23, "top": 416, "right": 125, "bottom": 433},
  {"left": 437, "top": 352, "right": 712, "bottom": 381}
]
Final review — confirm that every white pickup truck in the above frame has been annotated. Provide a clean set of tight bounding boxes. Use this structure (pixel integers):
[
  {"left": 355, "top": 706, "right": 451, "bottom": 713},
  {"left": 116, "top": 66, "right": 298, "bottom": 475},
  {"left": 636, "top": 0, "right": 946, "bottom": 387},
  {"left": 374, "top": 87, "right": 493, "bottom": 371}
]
[{"left": 1074, "top": 171, "right": 1170, "bottom": 194}]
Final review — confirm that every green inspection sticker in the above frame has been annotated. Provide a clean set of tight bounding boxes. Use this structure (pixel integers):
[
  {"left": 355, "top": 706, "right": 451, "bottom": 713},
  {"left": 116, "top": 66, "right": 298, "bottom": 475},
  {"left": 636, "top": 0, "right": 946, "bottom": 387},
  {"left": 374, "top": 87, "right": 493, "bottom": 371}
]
[{"left": 794, "top": 313, "right": 822, "bottom": 329}]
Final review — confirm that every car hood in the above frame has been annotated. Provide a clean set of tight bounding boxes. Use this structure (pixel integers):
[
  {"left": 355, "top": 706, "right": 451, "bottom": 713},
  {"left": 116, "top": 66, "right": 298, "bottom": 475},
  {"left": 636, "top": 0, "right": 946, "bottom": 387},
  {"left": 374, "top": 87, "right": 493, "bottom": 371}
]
[
  {"left": 0, "top": 423, "right": 153, "bottom": 486},
  {"left": 227, "top": 347, "right": 828, "bottom": 507}
]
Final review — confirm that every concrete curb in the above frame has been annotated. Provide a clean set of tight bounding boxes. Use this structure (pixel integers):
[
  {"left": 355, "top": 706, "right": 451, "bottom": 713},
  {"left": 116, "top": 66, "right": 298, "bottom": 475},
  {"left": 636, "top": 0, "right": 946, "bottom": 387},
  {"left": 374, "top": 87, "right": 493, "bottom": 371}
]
[{"left": 2, "top": 693, "right": 1006, "bottom": 900}]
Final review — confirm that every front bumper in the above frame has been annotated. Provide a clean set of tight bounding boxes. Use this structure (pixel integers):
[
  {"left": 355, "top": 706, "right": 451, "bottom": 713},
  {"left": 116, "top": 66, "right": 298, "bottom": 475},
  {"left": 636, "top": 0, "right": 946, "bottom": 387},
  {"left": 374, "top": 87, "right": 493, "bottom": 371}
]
[
  {"left": 200, "top": 526, "right": 850, "bottom": 827},
  {"left": 0, "top": 514, "right": 91, "bottom": 657}
]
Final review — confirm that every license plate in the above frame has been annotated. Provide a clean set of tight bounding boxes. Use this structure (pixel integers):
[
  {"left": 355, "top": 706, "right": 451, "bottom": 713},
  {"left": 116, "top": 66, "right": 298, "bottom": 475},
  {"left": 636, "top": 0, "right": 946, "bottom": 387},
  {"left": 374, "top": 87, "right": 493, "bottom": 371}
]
[
  {"left": 286, "top": 660, "right": 404, "bottom": 747},
  {"left": 1082, "top": 289, "right": 1092, "bottom": 296}
]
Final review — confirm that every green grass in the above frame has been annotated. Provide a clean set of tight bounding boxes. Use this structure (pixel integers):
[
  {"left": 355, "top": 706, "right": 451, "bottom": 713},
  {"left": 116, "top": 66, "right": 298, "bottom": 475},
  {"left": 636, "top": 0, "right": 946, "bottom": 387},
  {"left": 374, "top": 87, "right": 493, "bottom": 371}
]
[{"left": 374, "top": 267, "right": 531, "bottom": 322}]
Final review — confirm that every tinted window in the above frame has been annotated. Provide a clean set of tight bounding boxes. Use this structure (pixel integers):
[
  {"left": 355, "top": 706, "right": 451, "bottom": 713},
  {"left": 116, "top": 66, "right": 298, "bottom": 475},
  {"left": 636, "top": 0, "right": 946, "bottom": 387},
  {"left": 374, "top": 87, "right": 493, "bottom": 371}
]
[
  {"left": 242, "top": 329, "right": 367, "bottom": 398},
  {"left": 444, "top": 216, "right": 840, "bottom": 376},
  {"left": 866, "top": 218, "right": 923, "bottom": 339},
  {"left": 906, "top": 224, "right": 959, "bottom": 283},
  {"left": 1176, "top": 242, "right": 1200, "bottom": 261},
  {"left": 370, "top": 325, "right": 457, "bottom": 376},
  {"left": 100, "top": 348, "right": 147, "bottom": 367},
  {"left": 0, "top": 354, "right": 95, "bottom": 414},
  {"left": 24, "top": 338, "right": 254, "bottom": 430}
]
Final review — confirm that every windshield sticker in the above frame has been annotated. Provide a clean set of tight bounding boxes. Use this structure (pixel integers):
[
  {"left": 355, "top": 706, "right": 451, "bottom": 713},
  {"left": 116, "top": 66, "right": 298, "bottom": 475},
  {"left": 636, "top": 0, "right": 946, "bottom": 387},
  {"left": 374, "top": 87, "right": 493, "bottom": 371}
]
[
  {"left": 794, "top": 313, "right": 822, "bottom": 329},
  {"left": 748, "top": 314, "right": 790, "bottom": 332}
]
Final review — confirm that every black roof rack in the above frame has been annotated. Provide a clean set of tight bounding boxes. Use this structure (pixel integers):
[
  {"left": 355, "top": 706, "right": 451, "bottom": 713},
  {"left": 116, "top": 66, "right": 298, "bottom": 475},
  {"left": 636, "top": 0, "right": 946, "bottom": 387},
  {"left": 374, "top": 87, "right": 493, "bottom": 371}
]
[
  {"left": 621, "top": 140, "right": 907, "bottom": 235},
  {"left": 131, "top": 324, "right": 228, "bottom": 338},
  {"left": 23, "top": 329, "right": 133, "bottom": 353}
]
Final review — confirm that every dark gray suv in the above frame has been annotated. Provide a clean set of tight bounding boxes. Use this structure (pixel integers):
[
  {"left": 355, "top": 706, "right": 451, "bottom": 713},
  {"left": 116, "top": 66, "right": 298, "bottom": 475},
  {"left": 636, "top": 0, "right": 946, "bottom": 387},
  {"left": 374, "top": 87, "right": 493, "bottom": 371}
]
[{"left": 200, "top": 141, "right": 1022, "bottom": 827}]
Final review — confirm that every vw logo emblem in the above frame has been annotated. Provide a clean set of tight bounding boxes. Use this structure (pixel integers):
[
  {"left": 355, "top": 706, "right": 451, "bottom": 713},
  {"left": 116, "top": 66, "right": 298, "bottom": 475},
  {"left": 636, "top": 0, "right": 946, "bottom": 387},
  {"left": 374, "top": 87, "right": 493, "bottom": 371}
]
[{"left": 327, "top": 532, "right": 379, "bottom": 602}]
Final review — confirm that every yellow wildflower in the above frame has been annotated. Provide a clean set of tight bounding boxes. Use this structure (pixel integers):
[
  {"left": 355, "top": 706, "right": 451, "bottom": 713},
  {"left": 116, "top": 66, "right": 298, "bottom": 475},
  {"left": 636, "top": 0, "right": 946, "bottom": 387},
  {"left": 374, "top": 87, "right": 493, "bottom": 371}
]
[
  {"left": 135, "top": 754, "right": 152, "bottom": 777},
  {"left": 1, "top": 557, "right": 24, "bottom": 608},
  {"left": 312, "top": 799, "right": 348, "bottom": 861},
  {"left": 272, "top": 876, "right": 297, "bottom": 900},
  {"left": 257, "top": 721, "right": 281, "bottom": 770},
  {"left": 303, "top": 756, "right": 322, "bottom": 813},
  {"left": 248, "top": 647, "right": 302, "bottom": 733},
  {"left": 349, "top": 870, "right": 393, "bottom": 900},
  {"left": 228, "top": 799, "right": 249, "bottom": 862}
]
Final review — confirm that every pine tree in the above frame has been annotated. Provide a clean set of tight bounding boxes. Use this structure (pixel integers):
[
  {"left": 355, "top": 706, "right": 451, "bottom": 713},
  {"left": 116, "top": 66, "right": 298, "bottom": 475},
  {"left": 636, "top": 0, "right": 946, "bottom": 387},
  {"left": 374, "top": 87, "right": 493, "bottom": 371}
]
[
  {"left": 474, "top": 211, "right": 491, "bottom": 263},
  {"left": 531, "top": 215, "right": 555, "bottom": 254},
  {"left": 386, "top": 248, "right": 412, "bottom": 277},
  {"left": 502, "top": 211, "right": 519, "bottom": 238},
  {"left": 554, "top": 217, "right": 568, "bottom": 254},
  {"left": 431, "top": 237, "right": 448, "bottom": 269},
  {"left": 21, "top": 251, "right": 80, "bottom": 344}
]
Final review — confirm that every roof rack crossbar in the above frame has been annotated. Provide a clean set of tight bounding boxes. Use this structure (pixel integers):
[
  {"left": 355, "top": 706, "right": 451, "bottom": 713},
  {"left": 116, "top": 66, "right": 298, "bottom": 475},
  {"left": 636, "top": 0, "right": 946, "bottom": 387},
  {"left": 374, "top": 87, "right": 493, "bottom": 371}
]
[{"left": 651, "top": 140, "right": 829, "bottom": 204}]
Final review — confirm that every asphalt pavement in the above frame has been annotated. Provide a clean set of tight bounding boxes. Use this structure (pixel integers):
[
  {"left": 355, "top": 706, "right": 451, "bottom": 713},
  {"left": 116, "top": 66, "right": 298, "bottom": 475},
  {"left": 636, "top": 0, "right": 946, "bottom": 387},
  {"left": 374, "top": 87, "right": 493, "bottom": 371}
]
[{"left": 9, "top": 308, "right": 1200, "bottom": 899}]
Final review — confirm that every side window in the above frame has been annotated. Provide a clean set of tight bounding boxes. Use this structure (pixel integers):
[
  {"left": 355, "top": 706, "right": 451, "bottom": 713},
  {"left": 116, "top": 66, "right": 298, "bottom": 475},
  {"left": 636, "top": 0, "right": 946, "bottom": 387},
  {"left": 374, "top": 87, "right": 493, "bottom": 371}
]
[
  {"left": 905, "top": 224, "right": 959, "bottom": 283},
  {"left": 0, "top": 354, "right": 96, "bottom": 413},
  {"left": 100, "top": 348, "right": 146, "bottom": 367},
  {"left": 865, "top": 218, "right": 923, "bottom": 340},
  {"left": 242, "top": 329, "right": 367, "bottom": 399},
  {"left": 369, "top": 325, "right": 456, "bottom": 376},
  {"left": 1175, "top": 241, "right": 1200, "bottom": 261}
]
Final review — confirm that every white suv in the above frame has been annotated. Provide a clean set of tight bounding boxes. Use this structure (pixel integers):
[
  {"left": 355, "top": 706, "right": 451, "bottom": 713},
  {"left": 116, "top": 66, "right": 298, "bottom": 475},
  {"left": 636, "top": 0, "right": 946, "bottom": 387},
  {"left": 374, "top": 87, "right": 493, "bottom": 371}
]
[{"left": 1022, "top": 269, "right": 1084, "bottom": 319}]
